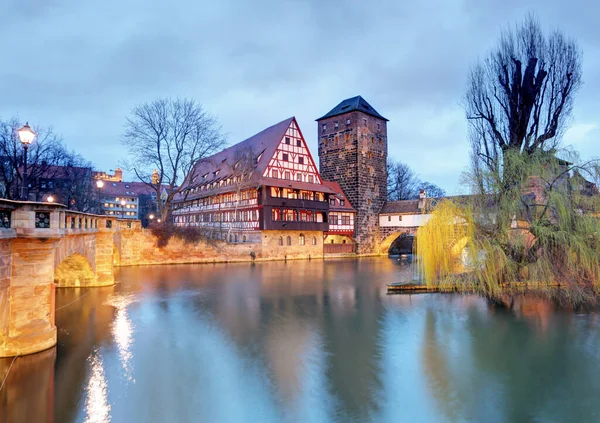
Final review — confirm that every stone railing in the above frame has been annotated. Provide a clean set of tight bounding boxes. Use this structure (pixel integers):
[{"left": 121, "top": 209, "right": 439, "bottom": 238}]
[{"left": 0, "top": 199, "right": 141, "bottom": 239}]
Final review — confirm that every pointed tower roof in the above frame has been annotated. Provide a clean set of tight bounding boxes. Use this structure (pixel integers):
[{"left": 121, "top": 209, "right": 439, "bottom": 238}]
[{"left": 316, "top": 95, "right": 388, "bottom": 121}]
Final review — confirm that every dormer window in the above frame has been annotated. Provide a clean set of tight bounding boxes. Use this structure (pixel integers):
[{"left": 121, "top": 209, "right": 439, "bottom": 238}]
[
  {"left": 213, "top": 170, "right": 220, "bottom": 177},
  {"left": 202, "top": 173, "right": 208, "bottom": 180},
  {"left": 340, "top": 200, "right": 345, "bottom": 206}
]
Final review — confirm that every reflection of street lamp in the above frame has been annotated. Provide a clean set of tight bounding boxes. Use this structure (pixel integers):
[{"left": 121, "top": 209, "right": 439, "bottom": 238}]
[
  {"left": 120, "top": 199, "right": 126, "bottom": 219},
  {"left": 96, "top": 180, "right": 104, "bottom": 214},
  {"left": 17, "top": 123, "right": 35, "bottom": 200}
]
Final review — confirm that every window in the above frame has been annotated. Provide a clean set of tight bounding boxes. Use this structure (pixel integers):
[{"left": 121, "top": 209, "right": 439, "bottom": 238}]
[
  {"left": 345, "top": 133, "right": 350, "bottom": 142},
  {"left": 341, "top": 215, "right": 350, "bottom": 225},
  {"left": 242, "top": 235, "right": 247, "bottom": 242},
  {"left": 278, "top": 236, "right": 283, "bottom": 246},
  {"left": 285, "top": 137, "right": 290, "bottom": 144},
  {"left": 388, "top": 215, "right": 391, "bottom": 221},
  {"left": 330, "top": 198, "right": 336, "bottom": 206},
  {"left": 346, "top": 119, "right": 351, "bottom": 125},
  {"left": 368, "top": 199, "right": 372, "bottom": 205},
  {"left": 334, "top": 122, "right": 339, "bottom": 129},
  {"left": 270, "top": 187, "right": 281, "bottom": 197},
  {"left": 363, "top": 118, "right": 367, "bottom": 126},
  {"left": 296, "top": 139, "right": 301, "bottom": 147},
  {"left": 312, "top": 236, "right": 317, "bottom": 245},
  {"left": 308, "top": 175, "right": 314, "bottom": 183},
  {"left": 299, "top": 234, "right": 305, "bottom": 245},
  {"left": 285, "top": 171, "right": 291, "bottom": 180},
  {"left": 298, "top": 157, "right": 304, "bottom": 165},
  {"left": 377, "top": 123, "right": 380, "bottom": 130},
  {"left": 371, "top": 137, "right": 375, "bottom": 143},
  {"left": 322, "top": 124, "right": 326, "bottom": 133},
  {"left": 399, "top": 215, "right": 402, "bottom": 221},
  {"left": 272, "top": 169, "right": 278, "bottom": 178},
  {"left": 283, "top": 153, "right": 289, "bottom": 161},
  {"left": 286, "top": 236, "right": 291, "bottom": 246},
  {"left": 296, "top": 173, "right": 302, "bottom": 182},
  {"left": 272, "top": 209, "right": 281, "bottom": 221},
  {"left": 340, "top": 200, "right": 345, "bottom": 206}
]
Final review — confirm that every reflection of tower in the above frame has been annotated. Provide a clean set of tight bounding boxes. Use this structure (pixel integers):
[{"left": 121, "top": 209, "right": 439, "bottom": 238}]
[{"left": 317, "top": 96, "right": 388, "bottom": 254}]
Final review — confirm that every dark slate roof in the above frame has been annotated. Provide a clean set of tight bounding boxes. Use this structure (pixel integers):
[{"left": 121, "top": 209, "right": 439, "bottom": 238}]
[
  {"left": 380, "top": 199, "right": 421, "bottom": 214},
  {"left": 380, "top": 195, "right": 487, "bottom": 215},
  {"left": 316, "top": 96, "right": 388, "bottom": 121}
]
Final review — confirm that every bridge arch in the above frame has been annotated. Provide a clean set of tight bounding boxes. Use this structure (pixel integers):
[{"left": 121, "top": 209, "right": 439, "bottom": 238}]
[
  {"left": 54, "top": 253, "right": 96, "bottom": 287},
  {"left": 379, "top": 231, "right": 416, "bottom": 255}
]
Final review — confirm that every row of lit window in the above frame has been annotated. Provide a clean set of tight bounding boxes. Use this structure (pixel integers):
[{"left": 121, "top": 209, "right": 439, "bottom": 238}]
[
  {"left": 270, "top": 169, "right": 315, "bottom": 183},
  {"left": 329, "top": 214, "right": 353, "bottom": 225},
  {"left": 278, "top": 234, "right": 317, "bottom": 246},
  {"left": 174, "top": 189, "right": 258, "bottom": 209},
  {"left": 104, "top": 203, "right": 137, "bottom": 209},
  {"left": 271, "top": 209, "right": 325, "bottom": 222},
  {"left": 115, "top": 197, "right": 136, "bottom": 202},
  {"left": 185, "top": 174, "right": 251, "bottom": 195},
  {"left": 105, "top": 211, "right": 136, "bottom": 216},
  {"left": 174, "top": 209, "right": 259, "bottom": 223},
  {"left": 269, "top": 187, "right": 326, "bottom": 202}
]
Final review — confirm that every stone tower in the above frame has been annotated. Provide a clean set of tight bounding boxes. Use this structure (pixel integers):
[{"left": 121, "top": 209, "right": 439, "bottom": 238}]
[{"left": 316, "top": 96, "right": 388, "bottom": 254}]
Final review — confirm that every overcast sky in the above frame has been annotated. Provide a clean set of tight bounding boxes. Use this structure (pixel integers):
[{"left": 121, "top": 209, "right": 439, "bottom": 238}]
[{"left": 1, "top": 0, "right": 598, "bottom": 194}]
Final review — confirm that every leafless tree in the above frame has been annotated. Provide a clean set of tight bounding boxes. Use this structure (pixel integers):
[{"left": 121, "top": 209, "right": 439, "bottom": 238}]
[
  {"left": 465, "top": 14, "right": 582, "bottom": 179},
  {"left": 122, "top": 98, "right": 225, "bottom": 220},
  {"left": 387, "top": 159, "right": 418, "bottom": 200}
]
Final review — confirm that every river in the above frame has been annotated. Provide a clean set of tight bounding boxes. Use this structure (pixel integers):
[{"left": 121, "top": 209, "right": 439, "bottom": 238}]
[{"left": 1, "top": 257, "right": 600, "bottom": 422}]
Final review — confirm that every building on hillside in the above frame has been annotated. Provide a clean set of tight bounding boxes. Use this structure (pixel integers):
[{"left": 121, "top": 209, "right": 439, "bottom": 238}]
[
  {"left": 172, "top": 117, "right": 347, "bottom": 257},
  {"left": 316, "top": 95, "right": 388, "bottom": 254},
  {"left": 97, "top": 180, "right": 156, "bottom": 220},
  {"left": 93, "top": 168, "right": 123, "bottom": 182}
]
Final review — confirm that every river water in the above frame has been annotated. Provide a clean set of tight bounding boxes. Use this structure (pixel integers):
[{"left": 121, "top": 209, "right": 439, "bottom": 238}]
[{"left": 2, "top": 257, "right": 600, "bottom": 422}]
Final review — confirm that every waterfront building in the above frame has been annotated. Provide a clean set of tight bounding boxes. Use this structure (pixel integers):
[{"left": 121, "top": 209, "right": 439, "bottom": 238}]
[
  {"left": 316, "top": 96, "right": 388, "bottom": 254},
  {"left": 172, "top": 117, "right": 357, "bottom": 253}
]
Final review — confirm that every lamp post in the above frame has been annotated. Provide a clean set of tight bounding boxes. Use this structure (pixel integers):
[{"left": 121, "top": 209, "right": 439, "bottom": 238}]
[
  {"left": 120, "top": 199, "right": 126, "bottom": 219},
  {"left": 96, "top": 180, "right": 104, "bottom": 214},
  {"left": 17, "top": 123, "right": 35, "bottom": 200}
]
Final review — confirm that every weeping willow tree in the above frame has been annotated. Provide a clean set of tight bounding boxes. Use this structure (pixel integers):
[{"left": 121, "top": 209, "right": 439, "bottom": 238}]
[{"left": 417, "top": 16, "right": 600, "bottom": 304}]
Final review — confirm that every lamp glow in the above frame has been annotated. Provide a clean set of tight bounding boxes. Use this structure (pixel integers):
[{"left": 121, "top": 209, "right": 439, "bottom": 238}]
[
  {"left": 46, "top": 195, "right": 54, "bottom": 203},
  {"left": 96, "top": 180, "right": 104, "bottom": 188},
  {"left": 17, "top": 123, "right": 35, "bottom": 145}
]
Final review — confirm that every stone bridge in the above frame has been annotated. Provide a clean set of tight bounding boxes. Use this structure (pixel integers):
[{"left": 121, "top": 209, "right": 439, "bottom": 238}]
[
  {"left": 0, "top": 199, "right": 140, "bottom": 357},
  {"left": 377, "top": 226, "right": 419, "bottom": 255}
]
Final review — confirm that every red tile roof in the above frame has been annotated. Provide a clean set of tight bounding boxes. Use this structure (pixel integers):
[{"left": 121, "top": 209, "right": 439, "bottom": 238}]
[{"left": 322, "top": 181, "right": 356, "bottom": 212}]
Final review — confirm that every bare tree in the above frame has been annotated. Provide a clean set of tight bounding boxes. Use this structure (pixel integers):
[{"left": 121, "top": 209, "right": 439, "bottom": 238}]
[
  {"left": 122, "top": 98, "right": 226, "bottom": 220},
  {"left": 465, "top": 14, "right": 582, "bottom": 179},
  {"left": 387, "top": 159, "right": 445, "bottom": 200},
  {"left": 387, "top": 159, "right": 418, "bottom": 200}
]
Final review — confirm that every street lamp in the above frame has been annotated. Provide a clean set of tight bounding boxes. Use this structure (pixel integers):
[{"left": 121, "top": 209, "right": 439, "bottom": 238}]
[
  {"left": 149, "top": 214, "right": 154, "bottom": 220},
  {"left": 46, "top": 195, "right": 54, "bottom": 203},
  {"left": 96, "top": 180, "right": 104, "bottom": 214},
  {"left": 120, "top": 199, "right": 126, "bottom": 219},
  {"left": 17, "top": 123, "right": 35, "bottom": 200}
]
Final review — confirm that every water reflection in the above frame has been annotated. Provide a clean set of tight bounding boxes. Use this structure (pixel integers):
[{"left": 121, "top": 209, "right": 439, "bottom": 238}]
[
  {"left": 83, "top": 351, "right": 110, "bottom": 423},
  {"left": 1, "top": 258, "right": 600, "bottom": 422}
]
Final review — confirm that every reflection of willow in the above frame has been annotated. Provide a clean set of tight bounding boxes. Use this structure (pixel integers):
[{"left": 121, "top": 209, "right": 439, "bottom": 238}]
[
  {"left": 421, "top": 310, "right": 461, "bottom": 421},
  {"left": 465, "top": 303, "right": 600, "bottom": 422}
]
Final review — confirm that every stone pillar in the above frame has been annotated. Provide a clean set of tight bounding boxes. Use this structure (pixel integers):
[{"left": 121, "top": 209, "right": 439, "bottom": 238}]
[
  {"left": 0, "top": 238, "right": 57, "bottom": 357},
  {"left": 94, "top": 231, "right": 115, "bottom": 286}
]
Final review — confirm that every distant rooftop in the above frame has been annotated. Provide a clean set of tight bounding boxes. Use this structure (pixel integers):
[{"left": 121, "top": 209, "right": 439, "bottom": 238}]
[{"left": 316, "top": 95, "right": 388, "bottom": 121}]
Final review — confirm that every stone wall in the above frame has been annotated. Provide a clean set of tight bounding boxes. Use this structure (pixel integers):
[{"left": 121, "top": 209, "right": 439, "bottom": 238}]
[
  {"left": 261, "top": 230, "right": 323, "bottom": 260},
  {"left": 317, "top": 110, "right": 388, "bottom": 255}
]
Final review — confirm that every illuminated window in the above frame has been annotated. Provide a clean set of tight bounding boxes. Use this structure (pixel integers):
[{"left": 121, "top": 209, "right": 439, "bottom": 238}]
[
  {"left": 299, "top": 234, "right": 305, "bottom": 245},
  {"left": 308, "top": 175, "right": 314, "bottom": 183},
  {"left": 272, "top": 169, "right": 278, "bottom": 178},
  {"left": 312, "top": 236, "right": 317, "bottom": 245}
]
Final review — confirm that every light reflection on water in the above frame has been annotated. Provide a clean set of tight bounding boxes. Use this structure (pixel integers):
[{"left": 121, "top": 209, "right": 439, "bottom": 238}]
[
  {"left": 83, "top": 351, "right": 110, "bottom": 423},
  {"left": 1, "top": 257, "right": 600, "bottom": 423}
]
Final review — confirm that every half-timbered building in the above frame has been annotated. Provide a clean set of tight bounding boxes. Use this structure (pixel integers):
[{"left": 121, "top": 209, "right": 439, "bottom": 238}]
[{"left": 172, "top": 117, "right": 347, "bottom": 254}]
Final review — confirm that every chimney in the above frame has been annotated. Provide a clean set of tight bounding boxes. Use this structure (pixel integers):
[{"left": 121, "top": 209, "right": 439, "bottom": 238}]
[
  {"left": 418, "top": 189, "right": 427, "bottom": 210},
  {"left": 114, "top": 168, "right": 123, "bottom": 182}
]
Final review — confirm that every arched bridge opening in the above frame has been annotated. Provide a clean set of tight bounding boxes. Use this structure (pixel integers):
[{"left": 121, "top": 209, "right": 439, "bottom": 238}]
[
  {"left": 54, "top": 254, "right": 96, "bottom": 287},
  {"left": 379, "top": 230, "right": 417, "bottom": 256}
]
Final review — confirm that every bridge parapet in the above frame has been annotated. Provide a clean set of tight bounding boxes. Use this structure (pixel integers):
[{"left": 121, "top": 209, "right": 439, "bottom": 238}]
[{"left": 0, "top": 199, "right": 141, "bottom": 357}]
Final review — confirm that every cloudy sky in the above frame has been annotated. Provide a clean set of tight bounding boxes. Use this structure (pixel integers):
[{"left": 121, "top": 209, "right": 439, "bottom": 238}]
[{"left": 1, "top": 0, "right": 598, "bottom": 194}]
